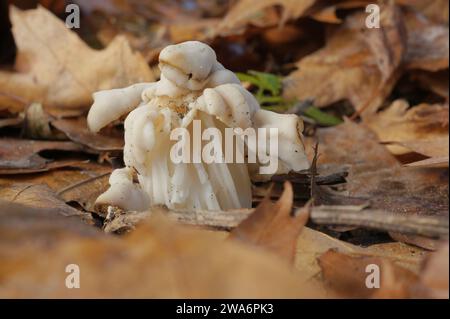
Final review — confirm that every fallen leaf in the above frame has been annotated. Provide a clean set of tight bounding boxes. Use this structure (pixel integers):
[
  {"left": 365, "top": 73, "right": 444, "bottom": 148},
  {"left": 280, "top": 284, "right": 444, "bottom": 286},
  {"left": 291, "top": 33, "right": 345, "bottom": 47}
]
[
  {"left": 230, "top": 182, "right": 309, "bottom": 263},
  {"left": 410, "top": 70, "right": 449, "bottom": 99},
  {"left": 362, "top": 2, "right": 406, "bottom": 81},
  {"left": 404, "top": 156, "right": 449, "bottom": 168},
  {"left": 318, "top": 240, "right": 449, "bottom": 298},
  {"left": 0, "top": 204, "right": 323, "bottom": 298},
  {"left": 0, "top": 183, "right": 89, "bottom": 220},
  {"left": 399, "top": 0, "right": 449, "bottom": 24},
  {"left": 306, "top": 120, "right": 448, "bottom": 249},
  {"left": 403, "top": 9, "right": 449, "bottom": 72},
  {"left": 419, "top": 241, "right": 449, "bottom": 298},
  {"left": 308, "top": 1, "right": 369, "bottom": 24},
  {"left": 0, "top": 138, "right": 84, "bottom": 172},
  {"left": 366, "top": 100, "right": 449, "bottom": 156},
  {"left": 51, "top": 117, "right": 124, "bottom": 152},
  {"left": 0, "top": 161, "right": 111, "bottom": 211},
  {"left": 0, "top": 6, "right": 154, "bottom": 112},
  {"left": 0, "top": 116, "right": 23, "bottom": 129},
  {"left": 219, "top": 0, "right": 316, "bottom": 35},
  {"left": 296, "top": 227, "right": 426, "bottom": 283},
  {"left": 309, "top": 120, "right": 400, "bottom": 176},
  {"left": 283, "top": 7, "right": 403, "bottom": 116},
  {"left": 387, "top": 137, "right": 449, "bottom": 159},
  {"left": 318, "top": 249, "right": 421, "bottom": 298}
]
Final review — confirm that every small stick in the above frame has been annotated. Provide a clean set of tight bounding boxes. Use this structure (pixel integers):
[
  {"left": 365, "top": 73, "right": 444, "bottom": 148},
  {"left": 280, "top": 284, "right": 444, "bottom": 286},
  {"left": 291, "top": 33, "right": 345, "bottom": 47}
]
[
  {"left": 104, "top": 205, "right": 448, "bottom": 239},
  {"left": 309, "top": 206, "right": 449, "bottom": 239}
]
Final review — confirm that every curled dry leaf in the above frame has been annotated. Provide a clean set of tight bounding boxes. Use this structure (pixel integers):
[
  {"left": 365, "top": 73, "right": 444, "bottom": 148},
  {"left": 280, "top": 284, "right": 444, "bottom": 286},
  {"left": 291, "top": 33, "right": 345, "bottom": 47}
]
[
  {"left": 284, "top": 6, "right": 404, "bottom": 117},
  {"left": 0, "top": 6, "right": 154, "bottom": 113},
  {"left": 318, "top": 241, "right": 449, "bottom": 298},
  {"left": 51, "top": 117, "right": 124, "bottom": 152},
  {"left": 0, "top": 162, "right": 111, "bottom": 212},
  {"left": 0, "top": 184, "right": 89, "bottom": 220},
  {"left": 398, "top": 0, "right": 449, "bottom": 27},
  {"left": 296, "top": 227, "right": 426, "bottom": 287},
  {"left": 404, "top": 9, "right": 449, "bottom": 72},
  {"left": 0, "top": 203, "right": 323, "bottom": 298},
  {"left": 0, "top": 138, "right": 84, "bottom": 173},
  {"left": 230, "top": 182, "right": 310, "bottom": 263},
  {"left": 366, "top": 100, "right": 449, "bottom": 156},
  {"left": 318, "top": 249, "right": 421, "bottom": 298},
  {"left": 218, "top": 0, "right": 316, "bottom": 35},
  {"left": 308, "top": 0, "right": 369, "bottom": 24}
]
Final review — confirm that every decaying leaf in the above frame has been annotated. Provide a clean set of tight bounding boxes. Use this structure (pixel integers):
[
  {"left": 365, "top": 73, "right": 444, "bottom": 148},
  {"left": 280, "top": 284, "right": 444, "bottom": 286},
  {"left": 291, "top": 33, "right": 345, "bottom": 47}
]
[
  {"left": 318, "top": 249, "right": 421, "bottom": 298},
  {"left": 307, "top": 120, "right": 448, "bottom": 249},
  {"left": 283, "top": 7, "right": 403, "bottom": 117},
  {"left": 398, "top": 0, "right": 449, "bottom": 24},
  {"left": 0, "top": 184, "right": 89, "bottom": 220},
  {"left": 219, "top": 0, "right": 316, "bottom": 34},
  {"left": 51, "top": 117, "right": 124, "bottom": 152},
  {"left": 366, "top": 100, "right": 449, "bottom": 156},
  {"left": 309, "top": 120, "right": 400, "bottom": 175},
  {"left": 230, "top": 182, "right": 309, "bottom": 263},
  {"left": 0, "top": 162, "right": 111, "bottom": 212},
  {"left": 404, "top": 9, "right": 449, "bottom": 72},
  {"left": 296, "top": 227, "right": 426, "bottom": 284},
  {"left": 0, "top": 138, "right": 84, "bottom": 173},
  {"left": 419, "top": 241, "right": 449, "bottom": 298},
  {"left": 318, "top": 241, "right": 449, "bottom": 298},
  {"left": 0, "top": 6, "right": 154, "bottom": 112}
]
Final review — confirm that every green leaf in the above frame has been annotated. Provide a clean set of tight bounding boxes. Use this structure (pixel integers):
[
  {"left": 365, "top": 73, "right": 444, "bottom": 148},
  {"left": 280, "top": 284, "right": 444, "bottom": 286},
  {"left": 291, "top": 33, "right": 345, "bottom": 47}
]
[
  {"left": 303, "top": 106, "right": 343, "bottom": 126},
  {"left": 248, "top": 70, "right": 282, "bottom": 96},
  {"left": 236, "top": 72, "right": 260, "bottom": 86}
]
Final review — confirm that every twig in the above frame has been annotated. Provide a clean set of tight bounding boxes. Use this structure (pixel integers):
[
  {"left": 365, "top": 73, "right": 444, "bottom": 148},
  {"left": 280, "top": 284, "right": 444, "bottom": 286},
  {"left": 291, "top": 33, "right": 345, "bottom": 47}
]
[
  {"left": 104, "top": 204, "right": 448, "bottom": 239},
  {"left": 310, "top": 142, "right": 320, "bottom": 202},
  {"left": 310, "top": 206, "right": 449, "bottom": 239}
]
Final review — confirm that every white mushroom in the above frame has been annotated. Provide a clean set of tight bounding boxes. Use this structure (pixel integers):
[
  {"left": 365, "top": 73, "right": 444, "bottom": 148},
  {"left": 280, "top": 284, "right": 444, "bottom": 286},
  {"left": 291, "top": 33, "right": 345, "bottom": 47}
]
[{"left": 87, "top": 41, "right": 309, "bottom": 211}]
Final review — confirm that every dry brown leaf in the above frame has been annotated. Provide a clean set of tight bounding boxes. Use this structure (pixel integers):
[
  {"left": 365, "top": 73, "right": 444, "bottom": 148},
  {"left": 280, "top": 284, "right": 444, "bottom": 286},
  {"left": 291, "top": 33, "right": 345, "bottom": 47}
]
[
  {"left": 366, "top": 100, "right": 449, "bottom": 156},
  {"left": 308, "top": 120, "right": 400, "bottom": 176},
  {"left": 296, "top": 227, "right": 426, "bottom": 284},
  {"left": 0, "top": 183, "right": 89, "bottom": 220},
  {"left": 410, "top": 70, "right": 449, "bottom": 99},
  {"left": 218, "top": 0, "right": 316, "bottom": 35},
  {"left": 306, "top": 121, "right": 448, "bottom": 249},
  {"left": 419, "top": 241, "right": 449, "bottom": 298},
  {"left": 348, "top": 166, "right": 448, "bottom": 249},
  {"left": 309, "top": 0, "right": 369, "bottom": 24},
  {"left": 404, "top": 9, "right": 449, "bottom": 72},
  {"left": 318, "top": 240, "right": 449, "bottom": 298},
  {"left": 53, "top": 167, "right": 111, "bottom": 212},
  {"left": 318, "top": 249, "right": 421, "bottom": 298},
  {"left": 0, "top": 203, "right": 323, "bottom": 298},
  {"left": 0, "top": 6, "right": 154, "bottom": 112},
  {"left": 230, "top": 182, "right": 309, "bottom": 263},
  {"left": 405, "top": 157, "right": 449, "bottom": 168},
  {"left": 0, "top": 161, "right": 111, "bottom": 211},
  {"left": 0, "top": 138, "right": 84, "bottom": 172},
  {"left": 284, "top": 6, "right": 403, "bottom": 117},
  {"left": 51, "top": 117, "right": 124, "bottom": 152},
  {"left": 398, "top": 0, "right": 449, "bottom": 24},
  {"left": 0, "top": 116, "right": 23, "bottom": 129}
]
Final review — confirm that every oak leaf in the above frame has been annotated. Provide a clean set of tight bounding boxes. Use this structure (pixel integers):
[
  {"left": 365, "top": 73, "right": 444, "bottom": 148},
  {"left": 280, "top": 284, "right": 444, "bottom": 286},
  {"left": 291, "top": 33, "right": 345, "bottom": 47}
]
[{"left": 0, "top": 6, "right": 154, "bottom": 112}]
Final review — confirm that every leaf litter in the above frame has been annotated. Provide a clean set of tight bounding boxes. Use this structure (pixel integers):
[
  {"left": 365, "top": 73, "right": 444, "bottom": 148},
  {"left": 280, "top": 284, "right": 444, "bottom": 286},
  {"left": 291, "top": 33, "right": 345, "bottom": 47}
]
[{"left": 0, "top": 1, "right": 448, "bottom": 298}]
